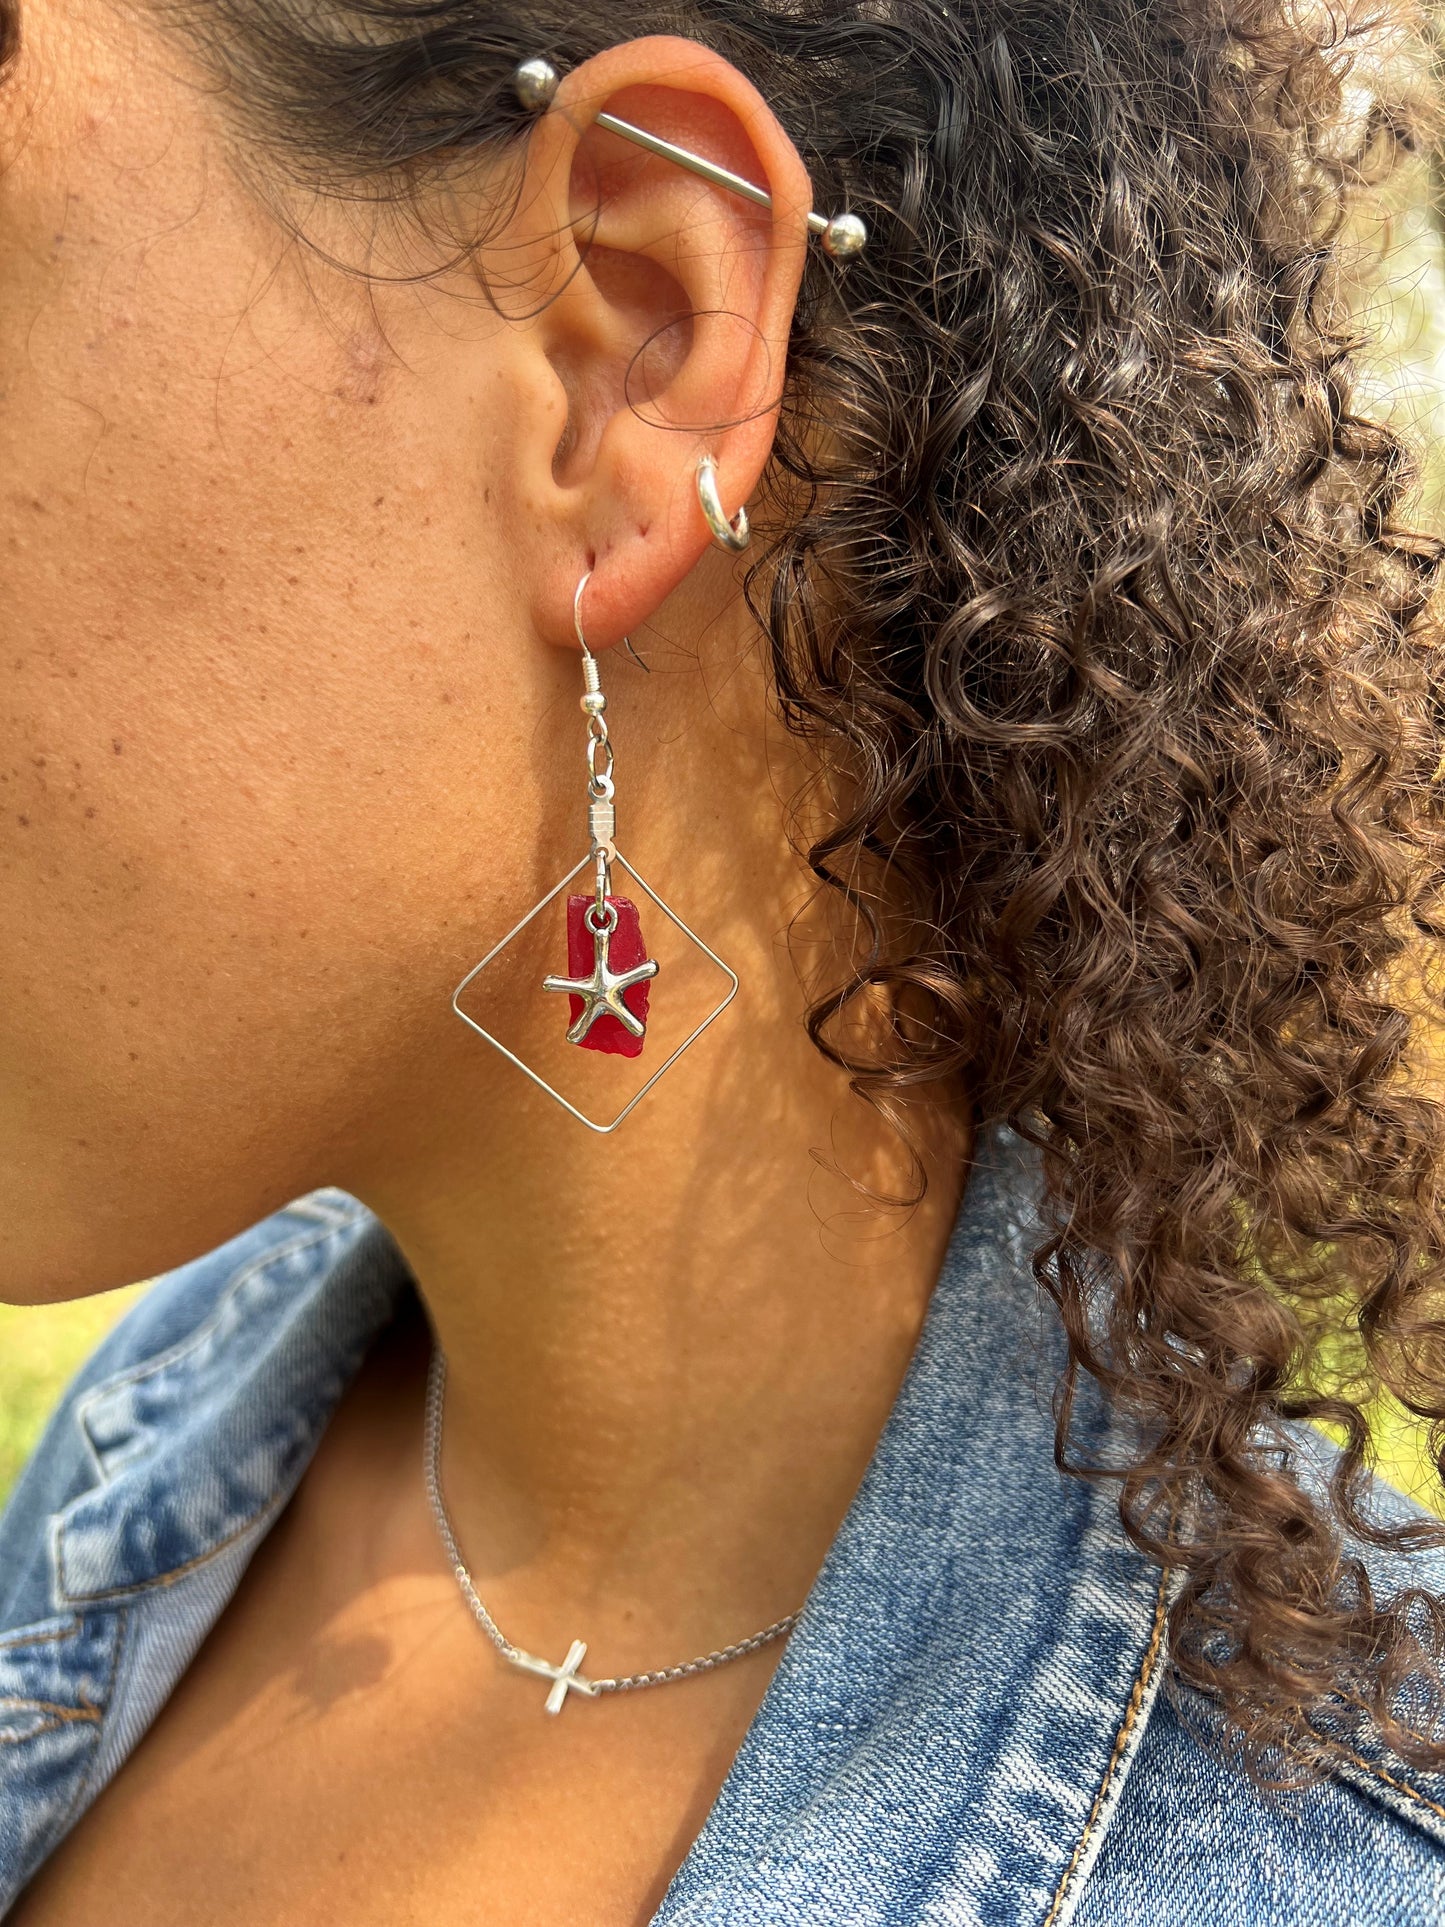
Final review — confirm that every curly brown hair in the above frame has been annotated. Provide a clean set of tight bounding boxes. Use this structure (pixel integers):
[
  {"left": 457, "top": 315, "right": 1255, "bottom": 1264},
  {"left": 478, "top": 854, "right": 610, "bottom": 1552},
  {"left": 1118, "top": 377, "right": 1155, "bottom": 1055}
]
[{"left": 40, "top": 0, "right": 1445, "bottom": 1776}]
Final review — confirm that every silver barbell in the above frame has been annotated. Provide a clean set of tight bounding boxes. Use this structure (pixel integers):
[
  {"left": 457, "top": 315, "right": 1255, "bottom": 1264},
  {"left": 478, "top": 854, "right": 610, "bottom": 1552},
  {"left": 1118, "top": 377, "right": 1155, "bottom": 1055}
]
[{"left": 512, "top": 57, "right": 867, "bottom": 261}]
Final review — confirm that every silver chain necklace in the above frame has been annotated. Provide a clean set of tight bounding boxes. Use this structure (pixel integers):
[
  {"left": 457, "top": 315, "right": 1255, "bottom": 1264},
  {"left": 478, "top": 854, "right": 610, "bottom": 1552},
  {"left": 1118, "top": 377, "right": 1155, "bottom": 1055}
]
[{"left": 423, "top": 1344, "right": 801, "bottom": 1715}]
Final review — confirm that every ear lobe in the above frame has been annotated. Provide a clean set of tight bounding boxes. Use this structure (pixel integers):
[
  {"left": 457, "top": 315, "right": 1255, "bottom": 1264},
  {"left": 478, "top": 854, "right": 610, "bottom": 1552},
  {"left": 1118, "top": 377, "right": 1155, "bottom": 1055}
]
[{"left": 500, "top": 37, "right": 812, "bottom": 655}]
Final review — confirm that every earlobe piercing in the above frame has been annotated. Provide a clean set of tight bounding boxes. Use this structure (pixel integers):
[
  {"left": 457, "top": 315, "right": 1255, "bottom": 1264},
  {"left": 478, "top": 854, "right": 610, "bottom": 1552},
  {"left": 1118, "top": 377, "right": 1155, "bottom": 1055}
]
[
  {"left": 449, "top": 568, "right": 740, "bottom": 1131},
  {"left": 510, "top": 58, "right": 868, "bottom": 261},
  {"left": 696, "top": 455, "right": 751, "bottom": 553}
]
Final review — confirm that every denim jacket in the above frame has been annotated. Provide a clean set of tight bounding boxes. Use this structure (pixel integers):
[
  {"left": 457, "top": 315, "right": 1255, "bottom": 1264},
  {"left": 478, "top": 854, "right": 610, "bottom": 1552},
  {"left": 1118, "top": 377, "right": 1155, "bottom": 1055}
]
[{"left": 4, "top": 1128, "right": 1445, "bottom": 1924}]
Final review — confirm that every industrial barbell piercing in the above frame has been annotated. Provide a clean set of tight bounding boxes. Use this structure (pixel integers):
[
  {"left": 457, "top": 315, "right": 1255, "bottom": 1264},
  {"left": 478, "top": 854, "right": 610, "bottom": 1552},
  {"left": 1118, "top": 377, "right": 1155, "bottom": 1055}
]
[
  {"left": 513, "top": 57, "right": 561, "bottom": 112},
  {"left": 510, "top": 58, "right": 868, "bottom": 261},
  {"left": 695, "top": 455, "right": 750, "bottom": 553}
]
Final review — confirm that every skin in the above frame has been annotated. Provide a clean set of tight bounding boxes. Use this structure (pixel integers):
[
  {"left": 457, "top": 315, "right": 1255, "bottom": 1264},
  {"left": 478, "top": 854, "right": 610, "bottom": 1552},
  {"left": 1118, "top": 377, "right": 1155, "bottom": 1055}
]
[{"left": 0, "top": 2, "right": 971, "bottom": 1921}]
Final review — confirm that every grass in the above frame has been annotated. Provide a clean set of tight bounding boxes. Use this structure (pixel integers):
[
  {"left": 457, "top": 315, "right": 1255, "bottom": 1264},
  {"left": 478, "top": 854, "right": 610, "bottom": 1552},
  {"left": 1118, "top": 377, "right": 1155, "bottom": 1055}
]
[{"left": 0, "top": 1284, "right": 151, "bottom": 1505}]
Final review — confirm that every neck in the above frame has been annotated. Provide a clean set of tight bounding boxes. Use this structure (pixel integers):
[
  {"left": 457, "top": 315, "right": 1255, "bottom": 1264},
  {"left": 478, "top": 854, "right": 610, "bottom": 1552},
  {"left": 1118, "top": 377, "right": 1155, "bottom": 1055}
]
[{"left": 340, "top": 587, "right": 973, "bottom": 1671}]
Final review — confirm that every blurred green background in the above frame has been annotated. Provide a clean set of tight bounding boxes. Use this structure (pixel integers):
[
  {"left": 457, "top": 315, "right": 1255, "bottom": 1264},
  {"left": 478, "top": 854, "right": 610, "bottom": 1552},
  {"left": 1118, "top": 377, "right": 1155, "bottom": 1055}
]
[
  {"left": 0, "top": 1285, "right": 149, "bottom": 1501},
  {"left": 6, "top": 101, "right": 1445, "bottom": 1520}
]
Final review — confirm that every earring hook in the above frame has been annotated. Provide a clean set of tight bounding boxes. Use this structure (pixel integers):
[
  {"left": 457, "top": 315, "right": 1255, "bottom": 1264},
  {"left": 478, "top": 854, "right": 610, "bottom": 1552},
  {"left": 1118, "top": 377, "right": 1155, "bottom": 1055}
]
[
  {"left": 573, "top": 569, "right": 648, "bottom": 669},
  {"left": 573, "top": 570, "right": 596, "bottom": 659},
  {"left": 570, "top": 566, "right": 651, "bottom": 666}
]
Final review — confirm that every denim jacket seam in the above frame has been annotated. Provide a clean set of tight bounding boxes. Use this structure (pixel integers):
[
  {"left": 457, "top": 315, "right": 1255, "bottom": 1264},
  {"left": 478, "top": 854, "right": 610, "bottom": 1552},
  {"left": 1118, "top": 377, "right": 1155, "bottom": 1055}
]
[
  {"left": 0, "top": 1719, "right": 65, "bottom": 1748},
  {"left": 33, "top": 1604, "right": 130, "bottom": 1862},
  {"left": 0, "top": 1617, "right": 100, "bottom": 1744},
  {"left": 0, "top": 1696, "right": 104, "bottom": 1747},
  {"left": 0, "top": 1620, "right": 80, "bottom": 1655},
  {"left": 274, "top": 1192, "right": 365, "bottom": 1229},
  {"left": 55, "top": 1482, "right": 291, "bottom": 1607},
  {"left": 1339, "top": 1747, "right": 1445, "bottom": 1826},
  {"left": 69, "top": 1215, "right": 365, "bottom": 1466},
  {"left": 0, "top": 1602, "right": 128, "bottom": 1924},
  {"left": 1040, "top": 1563, "right": 1171, "bottom": 1927}
]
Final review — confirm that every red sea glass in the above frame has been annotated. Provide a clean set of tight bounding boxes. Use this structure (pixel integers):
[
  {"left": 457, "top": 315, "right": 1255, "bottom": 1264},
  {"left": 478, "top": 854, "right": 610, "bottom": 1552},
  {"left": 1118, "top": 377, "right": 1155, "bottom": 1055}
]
[{"left": 563, "top": 894, "right": 652, "bottom": 1057}]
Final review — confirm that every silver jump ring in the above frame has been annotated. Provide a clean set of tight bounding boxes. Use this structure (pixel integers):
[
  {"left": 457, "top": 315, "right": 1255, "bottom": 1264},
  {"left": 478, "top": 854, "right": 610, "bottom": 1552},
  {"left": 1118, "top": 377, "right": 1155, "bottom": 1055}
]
[
  {"left": 586, "top": 723, "right": 614, "bottom": 800},
  {"left": 696, "top": 455, "right": 750, "bottom": 553}
]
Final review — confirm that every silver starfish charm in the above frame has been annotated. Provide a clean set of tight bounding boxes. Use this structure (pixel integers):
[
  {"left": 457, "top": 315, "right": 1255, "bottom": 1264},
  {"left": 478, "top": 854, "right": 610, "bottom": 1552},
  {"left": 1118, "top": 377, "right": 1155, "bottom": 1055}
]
[
  {"left": 543, "top": 914, "right": 660, "bottom": 1045},
  {"left": 509, "top": 1638, "right": 600, "bottom": 1714}
]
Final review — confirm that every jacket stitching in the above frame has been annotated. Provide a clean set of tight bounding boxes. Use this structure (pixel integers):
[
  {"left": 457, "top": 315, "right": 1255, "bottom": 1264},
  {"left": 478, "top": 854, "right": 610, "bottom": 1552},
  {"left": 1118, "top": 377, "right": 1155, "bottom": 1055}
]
[
  {"left": 71, "top": 1216, "right": 365, "bottom": 1432},
  {"left": 282, "top": 1193, "right": 367, "bottom": 1228},
  {"left": 56, "top": 1484, "right": 291, "bottom": 1605},
  {"left": 1339, "top": 1747, "right": 1445, "bottom": 1826},
  {"left": 56, "top": 1215, "right": 381, "bottom": 1600},
  {"left": 39, "top": 1606, "right": 130, "bottom": 1855},
  {"left": 0, "top": 1718, "right": 65, "bottom": 1747},
  {"left": 0, "top": 1696, "right": 103, "bottom": 1731},
  {"left": 0, "top": 1606, "right": 125, "bottom": 1927},
  {"left": 0, "top": 1619, "right": 79, "bottom": 1653},
  {"left": 1040, "top": 1565, "right": 1170, "bottom": 1927}
]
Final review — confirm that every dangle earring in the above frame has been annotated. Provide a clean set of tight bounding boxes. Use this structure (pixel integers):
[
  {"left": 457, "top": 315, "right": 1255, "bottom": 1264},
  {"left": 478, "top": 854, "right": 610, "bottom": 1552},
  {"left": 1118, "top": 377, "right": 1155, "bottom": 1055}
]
[
  {"left": 538, "top": 582, "right": 658, "bottom": 1060},
  {"left": 451, "top": 574, "right": 740, "bottom": 1133}
]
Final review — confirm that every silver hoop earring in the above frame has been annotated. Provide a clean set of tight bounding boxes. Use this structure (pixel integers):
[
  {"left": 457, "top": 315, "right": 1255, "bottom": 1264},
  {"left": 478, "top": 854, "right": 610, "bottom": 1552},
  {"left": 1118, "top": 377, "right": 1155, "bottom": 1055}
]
[
  {"left": 696, "top": 455, "right": 750, "bottom": 553},
  {"left": 449, "top": 570, "right": 739, "bottom": 1134}
]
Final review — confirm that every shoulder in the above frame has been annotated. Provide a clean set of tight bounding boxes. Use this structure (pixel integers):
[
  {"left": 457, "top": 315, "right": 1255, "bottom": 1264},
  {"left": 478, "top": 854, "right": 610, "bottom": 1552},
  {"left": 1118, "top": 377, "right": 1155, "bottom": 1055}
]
[
  {"left": 1081, "top": 1678, "right": 1445, "bottom": 1925},
  {"left": 0, "top": 1188, "right": 386, "bottom": 1632},
  {"left": 1077, "top": 1428, "right": 1445, "bottom": 1925}
]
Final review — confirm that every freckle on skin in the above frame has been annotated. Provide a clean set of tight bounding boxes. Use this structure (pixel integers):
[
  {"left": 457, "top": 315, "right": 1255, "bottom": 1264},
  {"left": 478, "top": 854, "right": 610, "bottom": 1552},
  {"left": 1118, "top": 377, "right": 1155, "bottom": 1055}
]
[
  {"left": 112, "top": 739, "right": 123, "bottom": 754},
  {"left": 16, "top": 814, "right": 28, "bottom": 827}
]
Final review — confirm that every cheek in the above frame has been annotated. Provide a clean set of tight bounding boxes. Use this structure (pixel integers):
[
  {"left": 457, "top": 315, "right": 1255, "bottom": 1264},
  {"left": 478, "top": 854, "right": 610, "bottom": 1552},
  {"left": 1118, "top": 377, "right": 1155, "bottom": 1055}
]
[{"left": 0, "top": 17, "right": 544, "bottom": 1296}]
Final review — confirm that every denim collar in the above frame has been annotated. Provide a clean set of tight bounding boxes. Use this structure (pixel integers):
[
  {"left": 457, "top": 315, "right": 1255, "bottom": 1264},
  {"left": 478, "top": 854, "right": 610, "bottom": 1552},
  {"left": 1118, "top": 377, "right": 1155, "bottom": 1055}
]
[
  {"left": 651, "top": 1129, "right": 1170, "bottom": 1923},
  {"left": 21, "top": 1130, "right": 1171, "bottom": 1924},
  {"left": 48, "top": 1190, "right": 401, "bottom": 1606}
]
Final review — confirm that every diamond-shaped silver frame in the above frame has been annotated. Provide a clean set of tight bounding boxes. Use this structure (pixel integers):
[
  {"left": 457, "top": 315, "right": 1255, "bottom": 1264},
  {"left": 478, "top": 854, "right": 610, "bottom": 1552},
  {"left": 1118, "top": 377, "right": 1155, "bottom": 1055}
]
[{"left": 451, "top": 847, "right": 739, "bottom": 1134}]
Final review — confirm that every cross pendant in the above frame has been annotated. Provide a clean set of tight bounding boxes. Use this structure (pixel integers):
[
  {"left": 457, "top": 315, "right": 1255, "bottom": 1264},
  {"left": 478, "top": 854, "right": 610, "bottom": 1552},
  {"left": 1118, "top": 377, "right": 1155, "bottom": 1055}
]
[{"left": 509, "top": 1638, "right": 600, "bottom": 1715}]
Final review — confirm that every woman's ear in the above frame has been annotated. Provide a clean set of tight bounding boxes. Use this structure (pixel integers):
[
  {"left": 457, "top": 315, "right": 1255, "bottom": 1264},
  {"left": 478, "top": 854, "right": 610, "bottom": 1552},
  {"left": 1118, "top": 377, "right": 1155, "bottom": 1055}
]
[{"left": 489, "top": 36, "right": 813, "bottom": 654}]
